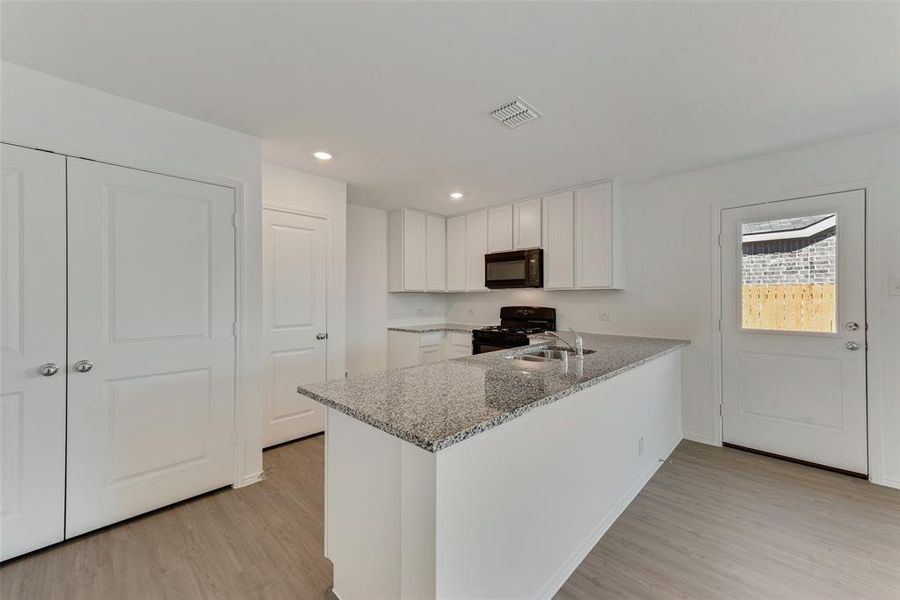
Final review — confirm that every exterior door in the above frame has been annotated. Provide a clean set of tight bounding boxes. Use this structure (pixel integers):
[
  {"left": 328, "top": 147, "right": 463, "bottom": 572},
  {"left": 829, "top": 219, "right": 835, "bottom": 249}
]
[
  {"left": 0, "top": 144, "right": 67, "bottom": 560},
  {"left": 65, "top": 158, "right": 236, "bottom": 537},
  {"left": 721, "top": 190, "right": 867, "bottom": 474},
  {"left": 262, "top": 209, "right": 327, "bottom": 448}
]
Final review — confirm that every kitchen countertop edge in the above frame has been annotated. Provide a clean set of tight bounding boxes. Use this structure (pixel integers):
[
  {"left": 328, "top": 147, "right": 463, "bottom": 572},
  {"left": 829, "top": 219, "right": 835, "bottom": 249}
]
[{"left": 298, "top": 337, "right": 689, "bottom": 453}]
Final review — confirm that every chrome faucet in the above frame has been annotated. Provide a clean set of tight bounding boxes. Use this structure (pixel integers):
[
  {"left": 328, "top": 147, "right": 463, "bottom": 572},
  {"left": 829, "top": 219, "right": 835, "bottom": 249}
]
[{"left": 545, "top": 328, "right": 584, "bottom": 358}]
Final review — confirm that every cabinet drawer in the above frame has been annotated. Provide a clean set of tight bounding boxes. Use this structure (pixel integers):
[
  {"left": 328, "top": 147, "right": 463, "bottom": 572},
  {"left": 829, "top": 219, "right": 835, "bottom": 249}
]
[{"left": 419, "top": 331, "right": 446, "bottom": 347}]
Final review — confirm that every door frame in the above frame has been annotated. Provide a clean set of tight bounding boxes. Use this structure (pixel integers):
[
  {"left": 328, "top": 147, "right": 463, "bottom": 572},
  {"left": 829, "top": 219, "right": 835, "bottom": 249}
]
[
  {"left": 711, "top": 178, "right": 888, "bottom": 487},
  {"left": 0, "top": 140, "right": 256, "bottom": 490},
  {"left": 261, "top": 204, "right": 334, "bottom": 382}
]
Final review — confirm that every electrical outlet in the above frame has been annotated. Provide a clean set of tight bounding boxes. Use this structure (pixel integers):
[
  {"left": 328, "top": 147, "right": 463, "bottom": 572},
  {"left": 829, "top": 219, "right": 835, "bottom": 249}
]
[
  {"left": 889, "top": 277, "right": 900, "bottom": 297},
  {"left": 598, "top": 312, "right": 611, "bottom": 322},
  {"left": 638, "top": 435, "right": 645, "bottom": 456}
]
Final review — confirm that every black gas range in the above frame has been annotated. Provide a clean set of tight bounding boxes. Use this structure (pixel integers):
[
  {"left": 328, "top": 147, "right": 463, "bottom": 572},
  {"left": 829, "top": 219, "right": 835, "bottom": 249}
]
[{"left": 472, "top": 306, "right": 556, "bottom": 354}]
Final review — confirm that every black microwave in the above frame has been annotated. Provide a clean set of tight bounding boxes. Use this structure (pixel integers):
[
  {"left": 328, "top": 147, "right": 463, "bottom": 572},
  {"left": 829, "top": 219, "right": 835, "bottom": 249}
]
[{"left": 484, "top": 249, "right": 544, "bottom": 289}]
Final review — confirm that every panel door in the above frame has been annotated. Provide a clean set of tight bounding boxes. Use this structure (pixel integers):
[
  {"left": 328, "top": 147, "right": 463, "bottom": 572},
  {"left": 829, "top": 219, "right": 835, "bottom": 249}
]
[
  {"left": 488, "top": 205, "right": 513, "bottom": 253},
  {"left": 543, "top": 191, "right": 575, "bottom": 289},
  {"left": 403, "top": 210, "right": 427, "bottom": 291},
  {"left": 65, "top": 158, "right": 236, "bottom": 537},
  {"left": 513, "top": 198, "right": 541, "bottom": 249},
  {"left": 262, "top": 209, "right": 327, "bottom": 447},
  {"left": 0, "top": 144, "right": 66, "bottom": 560},
  {"left": 721, "top": 190, "right": 867, "bottom": 474},
  {"left": 426, "top": 215, "right": 446, "bottom": 292},
  {"left": 575, "top": 183, "right": 613, "bottom": 288},
  {"left": 466, "top": 211, "right": 488, "bottom": 291},
  {"left": 446, "top": 216, "right": 467, "bottom": 291}
]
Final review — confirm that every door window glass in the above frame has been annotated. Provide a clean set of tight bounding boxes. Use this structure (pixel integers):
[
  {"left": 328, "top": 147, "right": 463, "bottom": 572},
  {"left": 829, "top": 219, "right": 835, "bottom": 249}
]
[{"left": 741, "top": 214, "right": 836, "bottom": 333}]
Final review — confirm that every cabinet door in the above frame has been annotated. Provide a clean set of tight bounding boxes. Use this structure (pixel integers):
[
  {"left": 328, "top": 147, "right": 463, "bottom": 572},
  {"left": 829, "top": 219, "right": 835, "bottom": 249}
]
[
  {"left": 446, "top": 216, "right": 467, "bottom": 291},
  {"left": 403, "top": 210, "right": 427, "bottom": 291},
  {"left": 575, "top": 183, "right": 613, "bottom": 288},
  {"left": 426, "top": 215, "right": 446, "bottom": 291},
  {"left": 514, "top": 198, "right": 542, "bottom": 249},
  {"left": 487, "top": 204, "right": 513, "bottom": 253},
  {"left": 466, "top": 211, "right": 488, "bottom": 291},
  {"left": 543, "top": 191, "right": 575, "bottom": 289},
  {"left": 420, "top": 345, "right": 442, "bottom": 364},
  {"left": 0, "top": 144, "right": 67, "bottom": 561},
  {"left": 66, "top": 158, "right": 236, "bottom": 538}
]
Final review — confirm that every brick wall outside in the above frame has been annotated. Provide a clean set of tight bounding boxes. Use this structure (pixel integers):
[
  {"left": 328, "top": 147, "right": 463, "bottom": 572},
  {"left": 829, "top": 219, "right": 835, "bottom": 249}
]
[{"left": 741, "top": 227, "right": 836, "bottom": 285}]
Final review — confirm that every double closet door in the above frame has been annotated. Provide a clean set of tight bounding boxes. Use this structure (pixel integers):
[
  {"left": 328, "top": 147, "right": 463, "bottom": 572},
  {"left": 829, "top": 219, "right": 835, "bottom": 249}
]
[{"left": 1, "top": 144, "right": 237, "bottom": 561}]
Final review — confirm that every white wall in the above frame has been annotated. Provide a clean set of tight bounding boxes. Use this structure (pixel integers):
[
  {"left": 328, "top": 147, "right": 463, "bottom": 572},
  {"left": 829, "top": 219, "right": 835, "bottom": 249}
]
[
  {"left": 262, "top": 162, "right": 347, "bottom": 380},
  {"left": 0, "top": 62, "right": 265, "bottom": 486},
  {"left": 346, "top": 203, "right": 448, "bottom": 376},
  {"left": 445, "top": 129, "right": 900, "bottom": 488}
]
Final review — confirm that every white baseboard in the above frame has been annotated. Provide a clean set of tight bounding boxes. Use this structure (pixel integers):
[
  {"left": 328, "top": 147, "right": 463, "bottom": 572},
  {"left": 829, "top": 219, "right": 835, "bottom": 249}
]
[
  {"left": 682, "top": 431, "right": 720, "bottom": 446},
  {"left": 232, "top": 471, "right": 264, "bottom": 489},
  {"left": 535, "top": 434, "right": 682, "bottom": 600},
  {"left": 879, "top": 477, "right": 900, "bottom": 490}
]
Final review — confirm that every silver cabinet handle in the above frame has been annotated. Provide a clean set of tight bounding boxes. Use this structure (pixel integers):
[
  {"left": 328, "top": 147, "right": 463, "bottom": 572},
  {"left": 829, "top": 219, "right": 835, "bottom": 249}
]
[
  {"left": 845, "top": 341, "right": 861, "bottom": 351},
  {"left": 39, "top": 363, "right": 60, "bottom": 377},
  {"left": 73, "top": 360, "right": 94, "bottom": 373},
  {"left": 316, "top": 333, "right": 327, "bottom": 341}
]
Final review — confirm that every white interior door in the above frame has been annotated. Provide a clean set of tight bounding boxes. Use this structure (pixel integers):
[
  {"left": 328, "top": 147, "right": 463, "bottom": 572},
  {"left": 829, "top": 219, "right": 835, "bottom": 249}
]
[
  {"left": 65, "top": 158, "right": 236, "bottom": 537},
  {"left": 0, "top": 144, "right": 66, "bottom": 560},
  {"left": 262, "top": 209, "right": 327, "bottom": 448},
  {"left": 721, "top": 190, "right": 867, "bottom": 474}
]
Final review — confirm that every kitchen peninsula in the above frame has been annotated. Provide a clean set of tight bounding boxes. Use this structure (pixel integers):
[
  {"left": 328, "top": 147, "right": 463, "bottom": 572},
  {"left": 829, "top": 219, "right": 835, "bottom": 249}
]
[{"left": 298, "top": 333, "right": 689, "bottom": 600}]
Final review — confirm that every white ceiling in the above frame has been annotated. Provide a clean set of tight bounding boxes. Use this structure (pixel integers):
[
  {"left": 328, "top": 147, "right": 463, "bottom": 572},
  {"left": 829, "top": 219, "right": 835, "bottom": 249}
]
[{"left": 2, "top": 1, "right": 898, "bottom": 214}]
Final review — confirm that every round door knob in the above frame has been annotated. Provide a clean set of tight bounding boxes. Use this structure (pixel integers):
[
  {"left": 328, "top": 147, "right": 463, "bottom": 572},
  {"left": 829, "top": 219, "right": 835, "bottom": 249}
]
[
  {"left": 73, "top": 359, "right": 94, "bottom": 373},
  {"left": 39, "top": 363, "right": 60, "bottom": 377},
  {"left": 316, "top": 333, "right": 327, "bottom": 340},
  {"left": 845, "top": 341, "right": 861, "bottom": 351}
]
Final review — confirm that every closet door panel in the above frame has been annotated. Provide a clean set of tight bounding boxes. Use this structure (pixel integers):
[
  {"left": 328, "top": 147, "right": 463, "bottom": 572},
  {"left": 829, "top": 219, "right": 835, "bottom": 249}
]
[
  {"left": 0, "top": 144, "right": 67, "bottom": 561},
  {"left": 65, "top": 158, "right": 237, "bottom": 537}
]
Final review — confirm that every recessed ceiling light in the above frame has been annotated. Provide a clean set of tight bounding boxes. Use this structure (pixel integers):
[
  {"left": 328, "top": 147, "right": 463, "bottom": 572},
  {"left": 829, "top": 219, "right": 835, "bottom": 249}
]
[
  {"left": 313, "top": 151, "right": 333, "bottom": 160},
  {"left": 450, "top": 192, "right": 464, "bottom": 200}
]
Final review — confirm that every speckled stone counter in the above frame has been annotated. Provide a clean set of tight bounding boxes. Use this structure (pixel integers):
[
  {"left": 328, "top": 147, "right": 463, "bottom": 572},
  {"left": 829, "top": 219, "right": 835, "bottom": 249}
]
[
  {"left": 298, "top": 333, "right": 689, "bottom": 452},
  {"left": 386, "top": 322, "right": 488, "bottom": 334}
]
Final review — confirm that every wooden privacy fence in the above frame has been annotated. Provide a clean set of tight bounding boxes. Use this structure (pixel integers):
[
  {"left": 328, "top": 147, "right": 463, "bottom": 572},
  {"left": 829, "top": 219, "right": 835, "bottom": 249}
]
[{"left": 742, "top": 284, "right": 836, "bottom": 333}]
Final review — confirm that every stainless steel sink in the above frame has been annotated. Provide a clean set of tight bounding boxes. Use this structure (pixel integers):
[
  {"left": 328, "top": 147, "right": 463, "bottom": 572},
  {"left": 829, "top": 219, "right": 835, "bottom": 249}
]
[{"left": 510, "top": 346, "right": 596, "bottom": 361}]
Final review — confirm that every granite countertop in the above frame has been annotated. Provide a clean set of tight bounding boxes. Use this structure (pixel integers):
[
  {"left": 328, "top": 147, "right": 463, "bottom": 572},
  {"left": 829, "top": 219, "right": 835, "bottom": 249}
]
[
  {"left": 387, "top": 323, "right": 489, "bottom": 334},
  {"left": 297, "top": 332, "right": 689, "bottom": 453}
]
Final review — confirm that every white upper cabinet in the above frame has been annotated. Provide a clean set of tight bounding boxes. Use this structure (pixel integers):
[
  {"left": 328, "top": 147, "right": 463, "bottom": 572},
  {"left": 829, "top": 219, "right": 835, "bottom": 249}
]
[
  {"left": 466, "top": 210, "right": 488, "bottom": 291},
  {"left": 513, "top": 198, "right": 542, "bottom": 249},
  {"left": 446, "top": 215, "right": 467, "bottom": 292},
  {"left": 487, "top": 204, "right": 514, "bottom": 253},
  {"left": 389, "top": 181, "right": 621, "bottom": 293},
  {"left": 388, "top": 208, "right": 427, "bottom": 292},
  {"left": 426, "top": 214, "right": 446, "bottom": 291},
  {"left": 543, "top": 191, "right": 575, "bottom": 289},
  {"left": 575, "top": 183, "right": 615, "bottom": 288},
  {"left": 542, "top": 181, "right": 623, "bottom": 290}
]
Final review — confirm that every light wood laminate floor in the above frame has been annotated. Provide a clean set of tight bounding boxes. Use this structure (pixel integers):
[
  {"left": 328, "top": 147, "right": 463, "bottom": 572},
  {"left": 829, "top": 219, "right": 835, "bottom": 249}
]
[{"left": 2, "top": 438, "right": 898, "bottom": 599}]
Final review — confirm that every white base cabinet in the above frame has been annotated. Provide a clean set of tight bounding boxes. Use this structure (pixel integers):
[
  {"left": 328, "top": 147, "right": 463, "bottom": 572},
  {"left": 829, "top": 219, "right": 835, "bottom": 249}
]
[{"left": 388, "top": 330, "right": 473, "bottom": 369}]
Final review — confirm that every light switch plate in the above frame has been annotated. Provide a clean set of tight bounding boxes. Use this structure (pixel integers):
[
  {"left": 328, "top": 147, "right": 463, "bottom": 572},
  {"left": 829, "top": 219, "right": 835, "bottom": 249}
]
[{"left": 889, "top": 277, "right": 900, "bottom": 297}]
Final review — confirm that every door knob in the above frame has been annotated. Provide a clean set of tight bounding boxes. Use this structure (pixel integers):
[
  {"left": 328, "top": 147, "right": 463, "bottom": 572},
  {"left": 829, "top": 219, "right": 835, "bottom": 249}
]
[
  {"left": 73, "top": 359, "right": 94, "bottom": 373},
  {"left": 316, "top": 333, "right": 327, "bottom": 340},
  {"left": 845, "top": 341, "right": 861, "bottom": 351},
  {"left": 39, "top": 363, "right": 60, "bottom": 377},
  {"left": 846, "top": 322, "right": 860, "bottom": 331}
]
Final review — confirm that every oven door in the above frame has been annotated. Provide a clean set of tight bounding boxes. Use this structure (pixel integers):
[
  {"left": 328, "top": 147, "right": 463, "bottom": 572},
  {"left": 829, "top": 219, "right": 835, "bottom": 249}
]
[{"left": 484, "top": 249, "right": 543, "bottom": 289}]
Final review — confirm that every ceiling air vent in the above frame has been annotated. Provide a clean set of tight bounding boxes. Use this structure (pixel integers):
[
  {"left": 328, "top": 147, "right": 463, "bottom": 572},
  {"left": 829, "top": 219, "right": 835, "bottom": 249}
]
[{"left": 488, "top": 97, "right": 542, "bottom": 129}]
